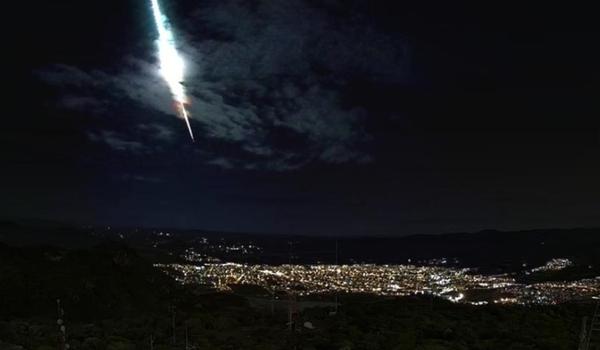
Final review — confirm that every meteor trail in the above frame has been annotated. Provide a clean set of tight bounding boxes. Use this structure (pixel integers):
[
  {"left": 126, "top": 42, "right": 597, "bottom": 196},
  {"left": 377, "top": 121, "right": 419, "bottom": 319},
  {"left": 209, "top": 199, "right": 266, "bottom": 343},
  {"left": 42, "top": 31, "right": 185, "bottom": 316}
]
[{"left": 150, "top": 0, "right": 194, "bottom": 141}]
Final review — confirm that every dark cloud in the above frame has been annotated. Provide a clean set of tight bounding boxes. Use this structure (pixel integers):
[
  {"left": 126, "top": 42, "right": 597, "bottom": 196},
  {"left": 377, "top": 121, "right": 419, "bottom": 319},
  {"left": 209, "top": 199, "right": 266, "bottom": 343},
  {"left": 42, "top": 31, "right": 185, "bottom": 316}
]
[
  {"left": 206, "top": 157, "right": 235, "bottom": 169},
  {"left": 58, "top": 96, "right": 109, "bottom": 115},
  {"left": 88, "top": 131, "right": 146, "bottom": 154},
  {"left": 120, "top": 174, "right": 163, "bottom": 183},
  {"left": 136, "top": 123, "right": 176, "bottom": 142},
  {"left": 37, "top": 0, "right": 409, "bottom": 171}
]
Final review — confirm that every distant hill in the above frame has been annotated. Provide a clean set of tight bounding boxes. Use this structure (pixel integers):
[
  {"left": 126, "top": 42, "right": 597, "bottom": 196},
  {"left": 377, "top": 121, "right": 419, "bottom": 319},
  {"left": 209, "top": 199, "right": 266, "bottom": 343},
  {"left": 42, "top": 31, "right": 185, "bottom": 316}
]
[
  {"left": 0, "top": 219, "right": 102, "bottom": 248},
  {"left": 1, "top": 220, "right": 599, "bottom": 272},
  {"left": 331, "top": 228, "right": 600, "bottom": 268}
]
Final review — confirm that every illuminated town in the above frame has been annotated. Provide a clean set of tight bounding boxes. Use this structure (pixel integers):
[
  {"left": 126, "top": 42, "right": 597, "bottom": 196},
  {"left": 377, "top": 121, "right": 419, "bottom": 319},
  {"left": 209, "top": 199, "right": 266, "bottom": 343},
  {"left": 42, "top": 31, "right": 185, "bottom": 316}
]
[
  {"left": 156, "top": 260, "right": 600, "bottom": 305},
  {"left": 528, "top": 258, "right": 573, "bottom": 273}
]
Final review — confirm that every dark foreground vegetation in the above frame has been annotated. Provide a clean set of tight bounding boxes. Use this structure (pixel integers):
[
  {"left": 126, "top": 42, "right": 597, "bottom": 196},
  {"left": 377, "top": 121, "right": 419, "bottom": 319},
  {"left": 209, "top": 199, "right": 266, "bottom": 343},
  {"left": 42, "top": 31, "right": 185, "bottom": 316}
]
[{"left": 0, "top": 243, "right": 597, "bottom": 350}]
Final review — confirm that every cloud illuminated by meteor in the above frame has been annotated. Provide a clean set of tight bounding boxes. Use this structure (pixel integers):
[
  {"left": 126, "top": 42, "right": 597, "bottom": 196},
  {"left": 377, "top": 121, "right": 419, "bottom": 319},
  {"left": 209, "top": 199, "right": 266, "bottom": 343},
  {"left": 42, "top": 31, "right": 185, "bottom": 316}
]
[{"left": 150, "top": 0, "right": 194, "bottom": 141}]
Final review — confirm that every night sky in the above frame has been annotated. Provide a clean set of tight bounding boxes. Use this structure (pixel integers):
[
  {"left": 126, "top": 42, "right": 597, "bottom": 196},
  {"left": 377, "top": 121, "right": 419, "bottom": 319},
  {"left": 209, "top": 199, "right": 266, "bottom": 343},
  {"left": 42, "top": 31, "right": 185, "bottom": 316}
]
[{"left": 6, "top": 1, "right": 600, "bottom": 235}]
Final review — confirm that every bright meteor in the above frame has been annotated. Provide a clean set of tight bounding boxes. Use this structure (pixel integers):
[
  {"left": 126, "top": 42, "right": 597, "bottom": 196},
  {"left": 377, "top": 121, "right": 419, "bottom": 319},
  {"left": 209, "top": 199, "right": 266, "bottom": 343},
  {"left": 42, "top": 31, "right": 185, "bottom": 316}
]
[{"left": 150, "top": 0, "right": 194, "bottom": 141}]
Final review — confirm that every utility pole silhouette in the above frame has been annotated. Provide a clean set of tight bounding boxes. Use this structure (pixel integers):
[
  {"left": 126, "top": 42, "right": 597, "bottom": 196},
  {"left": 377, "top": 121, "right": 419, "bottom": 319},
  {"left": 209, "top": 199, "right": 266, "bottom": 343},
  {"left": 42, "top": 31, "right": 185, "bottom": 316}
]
[
  {"left": 287, "top": 241, "right": 298, "bottom": 332},
  {"left": 580, "top": 300, "right": 600, "bottom": 350},
  {"left": 579, "top": 317, "right": 589, "bottom": 350},
  {"left": 270, "top": 288, "right": 275, "bottom": 316},
  {"left": 185, "top": 323, "right": 189, "bottom": 350},
  {"left": 171, "top": 304, "right": 176, "bottom": 346},
  {"left": 334, "top": 239, "right": 339, "bottom": 315},
  {"left": 586, "top": 300, "right": 600, "bottom": 350},
  {"left": 287, "top": 292, "right": 298, "bottom": 332},
  {"left": 56, "top": 299, "right": 68, "bottom": 350}
]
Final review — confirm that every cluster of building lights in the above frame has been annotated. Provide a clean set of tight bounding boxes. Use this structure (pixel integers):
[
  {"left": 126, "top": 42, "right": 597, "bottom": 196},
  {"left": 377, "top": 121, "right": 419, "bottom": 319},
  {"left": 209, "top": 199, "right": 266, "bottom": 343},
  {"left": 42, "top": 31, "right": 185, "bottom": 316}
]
[
  {"left": 177, "top": 240, "right": 262, "bottom": 261},
  {"left": 155, "top": 262, "right": 600, "bottom": 305},
  {"left": 529, "top": 258, "right": 573, "bottom": 273}
]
